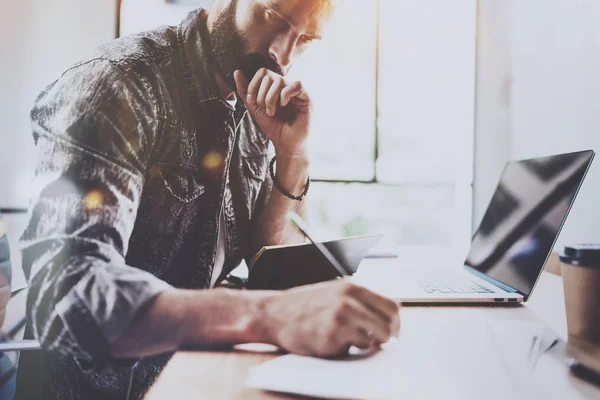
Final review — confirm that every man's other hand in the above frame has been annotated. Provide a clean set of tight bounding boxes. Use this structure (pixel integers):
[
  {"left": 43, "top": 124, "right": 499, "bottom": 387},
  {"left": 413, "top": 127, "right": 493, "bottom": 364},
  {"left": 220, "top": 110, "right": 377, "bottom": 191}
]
[
  {"left": 234, "top": 69, "right": 311, "bottom": 158},
  {"left": 261, "top": 280, "right": 401, "bottom": 357}
]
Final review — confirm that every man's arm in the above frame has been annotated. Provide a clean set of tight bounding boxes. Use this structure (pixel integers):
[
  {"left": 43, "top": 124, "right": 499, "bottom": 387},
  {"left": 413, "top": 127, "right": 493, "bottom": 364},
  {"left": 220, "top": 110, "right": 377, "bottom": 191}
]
[
  {"left": 252, "top": 154, "right": 308, "bottom": 248},
  {"left": 22, "top": 59, "right": 170, "bottom": 363},
  {"left": 111, "top": 279, "right": 400, "bottom": 359},
  {"left": 234, "top": 70, "right": 312, "bottom": 252}
]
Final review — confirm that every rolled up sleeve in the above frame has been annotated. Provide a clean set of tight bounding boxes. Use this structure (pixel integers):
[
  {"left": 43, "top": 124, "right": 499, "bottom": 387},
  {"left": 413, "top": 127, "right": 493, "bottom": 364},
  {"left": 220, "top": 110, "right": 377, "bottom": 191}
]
[
  {"left": 20, "top": 59, "right": 171, "bottom": 363},
  {"left": 0, "top": 218, "right": 10, "bottom": 284}
]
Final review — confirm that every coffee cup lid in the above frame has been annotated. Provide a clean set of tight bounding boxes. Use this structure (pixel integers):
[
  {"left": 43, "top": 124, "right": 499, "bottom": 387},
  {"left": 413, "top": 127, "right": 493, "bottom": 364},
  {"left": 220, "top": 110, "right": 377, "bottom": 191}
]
[{"left": 560, "top": 244, "right": 600, "bottom": 267}]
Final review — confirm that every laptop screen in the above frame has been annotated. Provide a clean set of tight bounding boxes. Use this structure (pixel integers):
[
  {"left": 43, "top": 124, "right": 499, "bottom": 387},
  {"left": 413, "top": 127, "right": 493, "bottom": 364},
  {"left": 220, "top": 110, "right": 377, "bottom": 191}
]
[{"left": 464, "top": 150, "right": 594, "bottom": 295}]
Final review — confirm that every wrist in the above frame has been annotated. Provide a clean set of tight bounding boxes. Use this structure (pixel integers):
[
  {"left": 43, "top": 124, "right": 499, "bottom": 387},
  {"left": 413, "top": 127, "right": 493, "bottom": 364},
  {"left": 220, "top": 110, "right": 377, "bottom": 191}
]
[
  {"left": 177, "top": 289, "right": 201, "bottom": 347},
  {"left": 272, "top": 154, "right": 310, "bottom": 195},
  {"left": 178, "top": 289, "right": 271, "bottom": 346},
  {"left": 245, "top": 292, "right": 281, "bottom": 346},
  {"left": 273, "top": 140, "right": 308, "bottom": 161}
]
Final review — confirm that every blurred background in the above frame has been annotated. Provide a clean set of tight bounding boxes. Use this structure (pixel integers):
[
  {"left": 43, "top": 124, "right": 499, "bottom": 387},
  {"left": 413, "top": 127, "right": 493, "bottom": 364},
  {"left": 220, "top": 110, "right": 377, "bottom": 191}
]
[{"left": 1, "top": 0, "right": 600, "bottom": 287}]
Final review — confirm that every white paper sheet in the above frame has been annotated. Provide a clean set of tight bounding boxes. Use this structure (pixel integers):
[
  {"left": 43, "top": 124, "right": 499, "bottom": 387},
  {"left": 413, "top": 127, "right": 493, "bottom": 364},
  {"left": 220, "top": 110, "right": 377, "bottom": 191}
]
[{"left": 246, "top": 317, "right": 557, "bottom": 400}]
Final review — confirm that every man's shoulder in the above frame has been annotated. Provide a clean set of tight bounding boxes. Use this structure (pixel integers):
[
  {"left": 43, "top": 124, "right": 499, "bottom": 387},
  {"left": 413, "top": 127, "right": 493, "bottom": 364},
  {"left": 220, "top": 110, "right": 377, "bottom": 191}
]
[
  {"left": 33, "top": 25, "right": 182, "bottom": 117},
  {"left": 92, "top": 25, "right": 179, "bottom": 74}
]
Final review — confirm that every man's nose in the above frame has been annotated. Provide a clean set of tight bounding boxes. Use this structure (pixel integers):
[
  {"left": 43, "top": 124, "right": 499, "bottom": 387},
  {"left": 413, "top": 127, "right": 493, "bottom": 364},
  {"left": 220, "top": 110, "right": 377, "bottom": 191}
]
[{"left": 269, "top": 34, "right": 296, "bottom": 72}]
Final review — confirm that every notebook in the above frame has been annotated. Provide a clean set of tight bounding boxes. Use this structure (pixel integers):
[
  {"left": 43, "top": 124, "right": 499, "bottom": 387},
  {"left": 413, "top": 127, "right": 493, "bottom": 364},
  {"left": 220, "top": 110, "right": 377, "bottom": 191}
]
[{"left": 247, "top": 235, "right": 382, "bottom": 290}]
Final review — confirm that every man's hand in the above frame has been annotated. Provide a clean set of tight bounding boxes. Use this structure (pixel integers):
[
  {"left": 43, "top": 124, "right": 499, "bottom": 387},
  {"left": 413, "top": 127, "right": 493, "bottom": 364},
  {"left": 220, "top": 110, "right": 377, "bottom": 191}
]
[
  {"left": 234, "top": 69, "right": 311, "bottom": 157},
  {"left": 111, "top": 280, "right": 400, "bottom": 360},
  {"left": 261, "top": 280, "right": 401, "bottom": 357}
]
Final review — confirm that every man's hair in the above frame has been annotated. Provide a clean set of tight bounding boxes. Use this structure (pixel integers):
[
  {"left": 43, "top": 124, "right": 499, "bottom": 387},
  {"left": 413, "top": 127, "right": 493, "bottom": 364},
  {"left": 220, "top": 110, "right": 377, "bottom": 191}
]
[
  {"left": 320, "top": 0, "right": 342, "bottom": 11},
  {"left": 315, "top": 0, "right": 342, "bottom": 21}
]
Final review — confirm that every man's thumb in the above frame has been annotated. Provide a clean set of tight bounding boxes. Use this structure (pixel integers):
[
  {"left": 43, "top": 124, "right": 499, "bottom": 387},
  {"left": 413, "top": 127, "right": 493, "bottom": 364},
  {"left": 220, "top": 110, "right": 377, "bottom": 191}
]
[{"left": 234, "top": 70, "right": 249, "bottom": 100}]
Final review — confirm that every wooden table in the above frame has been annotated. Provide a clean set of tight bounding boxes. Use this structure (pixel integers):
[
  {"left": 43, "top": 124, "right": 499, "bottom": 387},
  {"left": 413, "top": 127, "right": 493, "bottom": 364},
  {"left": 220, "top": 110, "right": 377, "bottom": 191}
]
[{"left": 146, "top": 269, "right": 600, "bottom": 399}]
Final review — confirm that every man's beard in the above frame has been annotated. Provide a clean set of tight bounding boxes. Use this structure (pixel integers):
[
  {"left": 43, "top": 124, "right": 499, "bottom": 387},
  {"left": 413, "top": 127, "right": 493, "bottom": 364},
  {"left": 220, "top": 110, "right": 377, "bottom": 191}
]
[
  {"left": 210, "top": 0, "right": 244, "bottom": 81},
  {"left": 210, "top": 0, "right": 284, "bottom": 90}
]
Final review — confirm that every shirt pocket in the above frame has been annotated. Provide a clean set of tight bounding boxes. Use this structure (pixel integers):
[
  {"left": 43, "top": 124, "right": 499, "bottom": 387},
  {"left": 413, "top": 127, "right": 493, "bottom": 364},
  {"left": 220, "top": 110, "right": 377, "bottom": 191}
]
[
  {"left": 244, "top": 154, "right": 268, "bottom": 179},
  {"left": 242, "top": 155, "right": 268, "bottom": 217},
  {"left": 159, "top": 163, "right": 206, "bottom": 203}
]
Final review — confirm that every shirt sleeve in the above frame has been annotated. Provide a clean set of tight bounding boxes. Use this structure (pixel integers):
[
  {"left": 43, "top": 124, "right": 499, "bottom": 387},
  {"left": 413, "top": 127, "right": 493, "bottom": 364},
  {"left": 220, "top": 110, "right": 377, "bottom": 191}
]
[
  {"left": 245, "top": 163, "right": 274, "bottom": 265},
  {"left": 0, "top": 214, "right": 11, "bottom": 285},
  {"left": 20, "top": 59, "right": 171, "bottom": 363}
]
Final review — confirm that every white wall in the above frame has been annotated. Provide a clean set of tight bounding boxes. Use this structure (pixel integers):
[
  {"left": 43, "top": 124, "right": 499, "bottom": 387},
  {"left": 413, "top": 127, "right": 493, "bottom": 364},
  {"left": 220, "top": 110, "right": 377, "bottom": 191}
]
[
  {"left": 0, "top": 0, "right": 116, "bottom": 208},
  {"left": 474, "top": 0, "right": 600, "bottom": 250},
  {"left": 120, "top": 0, "right": 212, "bottom": 36},
  {"left": 0, "top": 0, "right": 216, "bottom": 209},
  {"left": 0, "top": 1, "right": 116, "bottom": 285}
]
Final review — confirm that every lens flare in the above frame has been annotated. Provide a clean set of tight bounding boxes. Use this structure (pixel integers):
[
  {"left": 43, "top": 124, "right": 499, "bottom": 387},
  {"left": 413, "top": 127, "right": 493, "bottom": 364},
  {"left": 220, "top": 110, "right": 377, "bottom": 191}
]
[
  {"left": 148, "top": 165, "right": 161, "bottom": 178},
  {"left": 84, "top": 190, "right": 104, "bottom": 210},
  {"left": 202, "top": 151, "right": 224, "bottom": 172}
]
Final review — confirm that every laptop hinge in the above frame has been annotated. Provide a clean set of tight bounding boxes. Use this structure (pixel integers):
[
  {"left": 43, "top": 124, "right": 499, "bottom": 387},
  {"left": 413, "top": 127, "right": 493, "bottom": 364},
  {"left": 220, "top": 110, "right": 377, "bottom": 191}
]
[{"left": 463, "top": 266, "right": 526, "bottom": 296}]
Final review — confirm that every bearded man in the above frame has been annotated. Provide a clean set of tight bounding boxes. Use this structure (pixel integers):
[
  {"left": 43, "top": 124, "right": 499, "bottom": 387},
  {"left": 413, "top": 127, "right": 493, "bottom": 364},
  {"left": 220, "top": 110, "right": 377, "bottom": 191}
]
[{"left": 16, "top": 1, "right": 400, "bottom": 398}]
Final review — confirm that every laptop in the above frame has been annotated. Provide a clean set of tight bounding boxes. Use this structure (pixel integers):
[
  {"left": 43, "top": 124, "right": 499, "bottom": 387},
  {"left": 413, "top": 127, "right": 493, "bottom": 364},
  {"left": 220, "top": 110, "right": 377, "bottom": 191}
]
[{"left": 355, "top": 150, "right": 595, "bottom": 304}]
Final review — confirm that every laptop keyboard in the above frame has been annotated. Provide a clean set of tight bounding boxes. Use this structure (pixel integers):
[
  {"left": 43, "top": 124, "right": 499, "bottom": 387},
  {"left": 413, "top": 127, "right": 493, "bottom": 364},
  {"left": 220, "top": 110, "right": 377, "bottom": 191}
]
[{"left": 419, "top": 280, "right": 497, "bottom": 294}]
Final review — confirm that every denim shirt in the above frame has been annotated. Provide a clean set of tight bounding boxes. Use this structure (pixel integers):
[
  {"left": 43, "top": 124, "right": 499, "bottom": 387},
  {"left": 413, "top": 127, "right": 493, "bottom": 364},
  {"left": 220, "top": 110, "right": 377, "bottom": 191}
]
[
  {"left": 0, "top": 213, "right": 16, "bottom": 400},
  {"left": 18, "top": 9, "right": 271, "bottom": 399},
  {"left": 0, "top": 213, "right": 11, "bottom": 284}
]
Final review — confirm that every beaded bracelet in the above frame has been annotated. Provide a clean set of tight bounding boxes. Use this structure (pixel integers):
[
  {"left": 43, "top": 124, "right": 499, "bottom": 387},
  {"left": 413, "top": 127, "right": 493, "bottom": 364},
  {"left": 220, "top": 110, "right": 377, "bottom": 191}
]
[{"left": 269, "top": 156, "right": 310, "bottom": 201}]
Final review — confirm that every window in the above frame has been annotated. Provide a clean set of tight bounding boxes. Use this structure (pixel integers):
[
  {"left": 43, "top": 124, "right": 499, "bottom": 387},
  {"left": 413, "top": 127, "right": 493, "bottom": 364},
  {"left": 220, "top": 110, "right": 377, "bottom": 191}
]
[
  {"left": 292, "top": 0, "right": 477, "bottom": 264},
  {"left": 288, "top": 1, "right": 378, "bottom": 181}
]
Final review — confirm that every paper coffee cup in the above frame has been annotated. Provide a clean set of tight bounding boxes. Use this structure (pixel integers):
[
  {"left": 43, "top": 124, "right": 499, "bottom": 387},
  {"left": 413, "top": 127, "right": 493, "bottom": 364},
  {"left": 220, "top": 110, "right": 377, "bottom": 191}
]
[{"left": 560, "top": 245, "right": 600, "bottom": 344}]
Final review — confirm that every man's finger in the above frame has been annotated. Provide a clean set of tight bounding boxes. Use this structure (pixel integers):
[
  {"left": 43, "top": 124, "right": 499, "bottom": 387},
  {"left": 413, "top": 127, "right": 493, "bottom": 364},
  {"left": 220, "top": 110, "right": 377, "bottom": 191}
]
[
  {"left": 256, "top": 75, "right": 274, "bottom": 108},
  {"left": 339, "top": 298, "right": 394, "bottom": 344},
  {"left": 346, "top": 327, "right": 372, "bottom": 350},
  {"left": 280, "top": 81, "right": 307, "bottom": 107},
  {"left": 329, "top": 323, "right": 371, "bottom": 353},
  {"left": 246, "top": 68, "right": 269, "bottom": 105},
  {"left": 234, "top": 70, "right": 250, "bottom": 99},
  {"left": 343, "top": 297, "right": 391, "bottom": 334},
  {"left": 265, "top": 78, "right": 284, "bottom": 117},
  {"left": 350, "top": 285, "right": 400, "bottom": 324}
]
